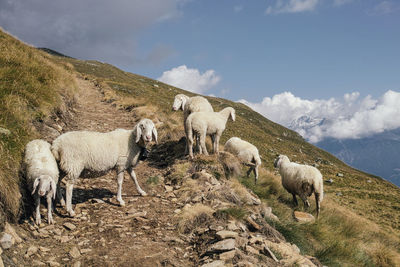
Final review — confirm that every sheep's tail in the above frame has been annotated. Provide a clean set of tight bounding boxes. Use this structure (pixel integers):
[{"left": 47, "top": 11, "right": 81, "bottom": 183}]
[{"left": 51, "top": 142, "right": 60, "bottom": 161}]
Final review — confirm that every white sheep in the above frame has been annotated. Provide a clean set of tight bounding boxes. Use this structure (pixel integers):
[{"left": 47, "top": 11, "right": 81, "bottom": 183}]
[
  {"left": 224, "top": 137, "right": 261, "bottom": 184},
  {"left": 274, "top": 155, "right": 324, "bottom": 218},
  {"left": 186, "top": 107, "right": 235, "bottom": 159},
  {"left": 172, "top": 94, "right": 214, "bottom": 154},
  {"left": 51, "top": 119, "right": 157, "bottom": 217},
  {"left": 24, "top": 139, "right": 59, "bottom": 225}
]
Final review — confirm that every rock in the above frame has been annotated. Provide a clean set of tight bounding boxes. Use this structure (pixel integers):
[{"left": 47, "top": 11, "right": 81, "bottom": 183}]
[
  {"left": 4, "top": 223, "right": 23, "bottom": 243},
  {"left": 0, "top": 233, "right": 14, "bottom": 249},
  {"left": 209, "top": 225, "right": 224, "bottom": 232},
  {"left": 367, "top": 179, "right": 372, "bottom": 183},
  {"left": 336, "top": 192, "right": 343, "bottom": 196},
  {"left": 0, "top": 247, "right": 2, "bottom": 254},
  {"left": 80, "top": 248, "right": 92, "bottom": 254},
  {"left": 39, "top": 246, "right": 51, "bottom": 252},
  {"left": 174, "top": 209, "right": 181, "bottom": 214},
  {"left": 216, "top": 230, "right": 238, "bottom": 240},
  {"left": 325, "top": 179, "right": 334, "bottom": 184},
  {"left": 48, "top": 261, "right": 61, "bottom": 267},
  {"left": 200, "top": 260, "right": 225, "bottom": 267},
  {"left": 260, "top": 206, "right": 279, "bottom": 222},
  {"left": 262, "top": 245, "right": 279, "bottom": 262},
  {"left": 164, "top": 185, "right": 173, "bottom": 192},
  {"left": 207, "top": 239, "right": 236, "bottom": 253},
  {"left": 0, "top": 127, "right": 10, "bottom": 135},
  {"left": 32, "top": 260, "right": 46, "bottom": 266},
  {"left": 245, "top": 217, "right": 261, "bottom": 231},
  {"left": 25, "top": 245, "right": 39, "bottom": 258},
  {"left": 0, "top": 257, "right": 3, "bottom": 267},
  {"left": 219, "top": 250, "right": 236, "bottom": 261},
  {"left": 249, "top": 236, "right": 264, "bottom": 245},
  {"left": 69, "top": 246, "right": 81, "bottom": 258},
  {"left": 294, "top": 211, "right": 315, "bottom": 223},
  {"left": 292, "top": 243, "right": 301, "bottom": 254},
  {"left": 73, "top": 261, "right": 81, "bottom": 267},
  {"left": 12, "top": 257, "right": 18, "bottom": 264},
  {"left": 244, "top": 245, "right": 259, "bottom": 255},
  {"left": 63, "top": 222, "right": 77, "bottom": 231},
  {"left": 336, "top": 173, "right": 344, "bottom": 177}
]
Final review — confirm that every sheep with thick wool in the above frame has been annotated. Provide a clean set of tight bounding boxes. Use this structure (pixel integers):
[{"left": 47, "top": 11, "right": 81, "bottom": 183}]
[
  {"left": 274, "top": 155, "right": 323, "bottom": 218},
  {"left": 186, "top": 107, "right": 235, "bottom": 159},
  {"left": 172, "top": 94, "right": 213, "bottom": 154},
  {"left": 51, "top": 119, "right": 157, "bottom": 217},
  {"left": 224, "top": 137, "right": 261, "bottom": 183},
  {"left": 24, "top": 139, "right": 59, "bottom": 225}
]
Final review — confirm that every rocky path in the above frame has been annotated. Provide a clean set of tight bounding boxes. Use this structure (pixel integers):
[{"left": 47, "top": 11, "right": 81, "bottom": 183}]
[{"left": 2, "top": 76, "right": 193, "bottom": 266}]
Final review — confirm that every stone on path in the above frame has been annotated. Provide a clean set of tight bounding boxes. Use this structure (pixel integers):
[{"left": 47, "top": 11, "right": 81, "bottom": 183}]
[{"left": 294, "top": 211, "right": 315, "bottom": 223}]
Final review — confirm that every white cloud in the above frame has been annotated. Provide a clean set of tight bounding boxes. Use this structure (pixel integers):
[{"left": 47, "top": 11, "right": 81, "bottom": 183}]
[
  {"left": 265, "top": 0, "right": 319, "bottom": 14},
  {"left": 368, "top": 1, "right": 400, "bottom": 15},
  {"left": 239, "top": 90, "right": 400, "bottom": 143},
  {"left": 158, "top": 65, "right": 221, "bottom": 94},
  {"left": 0, "top": 0, "right": 184, "bottom": 67}
]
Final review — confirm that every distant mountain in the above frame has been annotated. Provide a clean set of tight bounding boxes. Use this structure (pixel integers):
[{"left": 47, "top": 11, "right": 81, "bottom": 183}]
[{"left": 289, "top": 116, "right": 400, "bottom": 187}]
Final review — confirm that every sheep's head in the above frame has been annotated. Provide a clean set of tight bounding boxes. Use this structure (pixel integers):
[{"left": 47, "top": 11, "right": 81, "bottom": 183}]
[
  {"left": 274, "top": 154, "right": 289, "bottom": 168},
  {"left": 135, "top": 118, "right": 158, "bottom": 144},
  {"left": 229, "top": 108, "right": 236, "bottom": 121},
  {"left": 172, "top": 94, "right": 188, "bottom": 111},
  {"left": 32, "top": 175, "right": 57, "bottom": 199}
]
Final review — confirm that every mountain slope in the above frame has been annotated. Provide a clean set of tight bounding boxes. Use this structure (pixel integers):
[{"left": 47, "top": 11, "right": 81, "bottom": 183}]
[{"left": 1, "top": 28, "right": 400, "bottom": 266}]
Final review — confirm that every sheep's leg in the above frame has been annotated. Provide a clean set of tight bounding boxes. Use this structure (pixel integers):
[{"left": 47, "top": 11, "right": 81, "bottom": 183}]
[
  {"left": 56, "top": 184, "right": 65, "bottom": 207},
  {"left": 246, "top": 167, "right": 253, "bottom": 177},
  {"left": 292, "top": 194, "right": 298, "bottom": 207},
  {"left": 129, "top": 168, "right": 147, "bottom": 196},
  {"left": 196, "top": 133, "right": 202, "bottom": 154},
  {"left": 116, "top": 171, "right": 126, "bottom": 206},
  {"left": 47, "top": 194, "right": 54, "bottom": 224},
  {"left": 253, "top": 165, "right": 259, "bottom": 184},
  {"left": 315, "top": 193, "right": 321, "bottom": 218},
  {"left": 300, "top": 195, "right": 310, "bottom": 210},
  {"left": 211, "top": 135, "right": 215, "bottom": 153},
  {"left": 214, "top": 134, "right": 220, "bottom": 154},
  {"left": 188, "top": 134, "right": 194, "bottom": 159},
  {"left": 35, "top": 194, "right": 41, "bottom": 225},
  {"left": 65, "top": 180, "right": 76, "bottom": 217},
  {"left": 184, "top": 118, "right": 189, "bottom": 155},
  {"left": 200, "top": 132, "right": 208, "bottom": 156}
]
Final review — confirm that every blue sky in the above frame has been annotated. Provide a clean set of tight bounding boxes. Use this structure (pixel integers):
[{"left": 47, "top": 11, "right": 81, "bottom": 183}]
[{"left": 1, "top": 0, "right": 400, "bottom": 141}]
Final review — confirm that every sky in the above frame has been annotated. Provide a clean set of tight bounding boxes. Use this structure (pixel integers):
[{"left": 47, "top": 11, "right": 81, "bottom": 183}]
[{"left": 1, "top": 0, "right": 399, "bottom": 142}]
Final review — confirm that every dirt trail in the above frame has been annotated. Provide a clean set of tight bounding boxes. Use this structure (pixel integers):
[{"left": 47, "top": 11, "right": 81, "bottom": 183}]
[{"left": 5, "top": 77, "right": 193, "bottom": 266}]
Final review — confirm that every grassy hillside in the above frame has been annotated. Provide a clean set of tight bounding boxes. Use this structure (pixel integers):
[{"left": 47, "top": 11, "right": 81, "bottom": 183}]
[
  {"left": 53, "top": 57, "right": 400, "bottom": 266},
  {"left": 1, "top": 27, "right": 400, "bottom": 266},
  {"left": 0, "top": 28, "right": 77, "bottom": 223}
]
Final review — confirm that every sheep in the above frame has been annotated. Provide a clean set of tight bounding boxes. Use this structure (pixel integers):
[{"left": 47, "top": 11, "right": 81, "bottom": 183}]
[
  {"left": 172, "top": 94, "right": 214, "bottom": 154},
  {"left": 24, "top": 139, "right": 59, "bottom": 225},
  {"left": 186, "top": 107, "right": 235, "bottom": 159},
  {"left": 274, "top": 155, "right": 323, "bottom": 218},
  {"left": 224, "top": 137, "right": 261, "bottom": 184},
  {"left": 51, "top": 118, "right": 157, "bottom": 217}
]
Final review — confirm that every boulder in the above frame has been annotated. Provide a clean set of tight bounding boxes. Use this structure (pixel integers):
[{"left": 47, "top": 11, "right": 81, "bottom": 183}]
[
  {"left": 294, "top": 211, "right": 315, "bottom": 223},
  {"left": 4, "top": 223, "right": 23, "bottom": 243},
  {"left": 0, "top": 233, "right": 14, "bottom": 249},
  {"left": 216, "top": 230, "right": 238, "bottom": 240},
  {"left": 207, "top": 239, "right": 236, "bottom": 254},
  {"left": 201, "top": 260, "right": 225, "bottom": 267}
]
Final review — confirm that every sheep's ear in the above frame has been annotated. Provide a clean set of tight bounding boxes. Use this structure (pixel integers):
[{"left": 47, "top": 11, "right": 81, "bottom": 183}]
[
  {"left": 50, "top": 180, "right": 57, "bottom": 199},
  {"left": 152, "top": 126, "right": 158, "bottom": 144},
  {"left": 180, "top": 97, "right": 187, "bottom": 111},
  {"left": 135, "top": 124, "right": 142, "bottom": 143},
  {"left": 32, "top": 178, "right": 40, "bottom": 195}
]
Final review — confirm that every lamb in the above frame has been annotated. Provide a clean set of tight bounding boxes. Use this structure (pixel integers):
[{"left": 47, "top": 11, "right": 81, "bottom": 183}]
[
  {"left": 24, "top": 139, "right": 59, "bottom": 225},
  {"left": 224, "top": 137, "right": 261, "bottom": 184},
  {"left": 274, "top": 155, "right": 323, "bottom": 218},
  {"left": 186, "top": 107, "right": 235, "bottom": 159},
  {"left": 172, "top": 94, "right": 214, "bottom": 154},
  {"left": 51, "top": 118, "right": 157, "bottom": 217}
]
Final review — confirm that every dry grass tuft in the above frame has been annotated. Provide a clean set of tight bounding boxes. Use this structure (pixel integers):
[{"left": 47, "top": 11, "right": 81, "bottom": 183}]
[{"left": 176, "top": 204, "right": 215, "bottom": 234}]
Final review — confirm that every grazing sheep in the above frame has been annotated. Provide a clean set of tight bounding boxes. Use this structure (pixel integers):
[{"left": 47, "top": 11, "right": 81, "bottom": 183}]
[
  {"left": 51, "top": 119, "right": 157, "bottom": 217},
  {"left": 24, "top": 139, "right": 59, "bottom": 225},
  {"left": 172, "top": 94, "right": 214, "bottom": 154},
  {"left": 224, "top": 137, "right": 261, "bottom": 183},
  {"left": 274, "top": 155, "right": 323, "bottom": 218},
  {"left": 186, "top": 107, "right": 235, "bottom": 159}
]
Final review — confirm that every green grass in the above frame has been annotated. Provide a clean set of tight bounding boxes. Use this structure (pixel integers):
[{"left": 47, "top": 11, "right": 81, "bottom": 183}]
[
  {"left": 215, "top": 207, "right": 247, "bottom": 220},
  {"left": 0, "top": 28, "right": 76, "bottom": 223}
]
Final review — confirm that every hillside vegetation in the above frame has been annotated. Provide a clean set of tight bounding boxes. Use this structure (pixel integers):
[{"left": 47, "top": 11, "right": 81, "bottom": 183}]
[{"left": 1, "top": 28, "right": 400, "bottom": 266}]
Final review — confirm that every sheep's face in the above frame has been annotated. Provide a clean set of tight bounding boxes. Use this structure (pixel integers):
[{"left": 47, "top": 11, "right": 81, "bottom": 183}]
[
  {"left": 136, "top": 119, "right": 158, "bottom": 144},
  {"left": 172, "top": 95, "right": 187, "bottom": 111},
  {"left": 32, "top": 175, "right": 57, "bottom": 199},
  {"left": 274, "top": 154, "right": 289, "bottom": 168}
]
